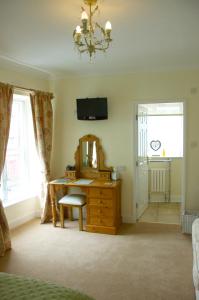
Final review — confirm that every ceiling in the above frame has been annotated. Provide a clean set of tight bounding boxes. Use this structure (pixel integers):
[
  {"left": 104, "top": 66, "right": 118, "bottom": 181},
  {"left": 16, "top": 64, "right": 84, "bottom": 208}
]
[{"left": 0, "top": 0, "right": 199, "bottom": 77}]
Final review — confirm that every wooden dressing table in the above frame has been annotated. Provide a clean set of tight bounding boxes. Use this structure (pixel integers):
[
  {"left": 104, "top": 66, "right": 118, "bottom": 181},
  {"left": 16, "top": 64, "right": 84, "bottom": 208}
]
[{"left": 49, "top": 135, "right": 122, "bottom": 235}]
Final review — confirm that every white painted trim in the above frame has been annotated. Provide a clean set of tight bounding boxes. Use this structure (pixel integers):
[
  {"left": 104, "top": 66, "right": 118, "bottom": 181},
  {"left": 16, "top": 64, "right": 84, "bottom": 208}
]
[
  {"left": 8, "top": 210, "right": 41, "bottom": 230},
  {"left": 122, "top": 215, "right": 135, "bottom": 224},
  {"left": 8, "top": 210, "right": 135, "bottom": 227},
  {"left": 170, "top": 195, "right": 182, "bottom": 203},
  {"left": 181, "top": 99, "right": 187, "bottom": 213},
  {"left": 133, "top": 99, "right": 186, "bottom": 223},
  {"left": 132, "top": 104, "right": 139, "bottom": 222},
  {"left": 0, "top": 54, "right": 52, "bottom": 77}
]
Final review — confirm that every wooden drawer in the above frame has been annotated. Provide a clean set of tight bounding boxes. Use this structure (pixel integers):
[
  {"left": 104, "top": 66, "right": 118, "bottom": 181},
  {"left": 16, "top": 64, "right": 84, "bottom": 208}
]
[
  {"left": 88, "top": 206, "right": 113, "bottom": 217},
  {"left": 87, "top": 198, "right": 113, "bottom": 208},
  {"left": 86, "top": 224, "right": 117, "bottom": 235},
  {"left": 98, "top": 172, "right": 111, "bottom": 181},
  {"left": 88, "top": 188, "right": 113, "bottom": 199},
  {"left": 89, "top": 216, "right": 114, "bottom": 227}
]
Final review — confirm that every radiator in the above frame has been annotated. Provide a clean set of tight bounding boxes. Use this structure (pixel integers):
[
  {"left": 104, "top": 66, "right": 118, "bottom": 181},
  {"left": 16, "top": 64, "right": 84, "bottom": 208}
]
[
  {"left": 150, "top": 168, "right": 166, "bottom": 193},
  {"left": 181, "top": 211, "right": 199, "bottom": 234}
]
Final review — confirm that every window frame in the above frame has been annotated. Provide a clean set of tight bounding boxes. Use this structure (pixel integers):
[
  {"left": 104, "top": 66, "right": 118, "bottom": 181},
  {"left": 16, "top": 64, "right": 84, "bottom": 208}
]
[{"left": 0, "top": 93, "right": 40, "bottom": 207}]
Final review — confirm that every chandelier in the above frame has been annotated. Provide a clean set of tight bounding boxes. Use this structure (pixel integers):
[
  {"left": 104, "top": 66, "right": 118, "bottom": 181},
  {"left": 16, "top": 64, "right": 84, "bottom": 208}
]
[{"left": 73, "top": 0, "right": 112, "bottom": 59}]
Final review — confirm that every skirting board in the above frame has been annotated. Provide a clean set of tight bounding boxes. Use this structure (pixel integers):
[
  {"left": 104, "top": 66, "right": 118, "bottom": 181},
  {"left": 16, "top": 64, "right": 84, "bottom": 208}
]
[
  {"left": 122, "top": 215, "right": 135, "bottom": 223},
  {"left": 150, "top": 194, "right": 181, "bottom": 203},
  {"left": 8, "top": 210, "right": 41, "bottom": 230},
  {"left": 64, "top": 210, "right": 134, "bottom": 224},
  {"left": 8, "top": 211, "right": 134, "bottom": 229}
]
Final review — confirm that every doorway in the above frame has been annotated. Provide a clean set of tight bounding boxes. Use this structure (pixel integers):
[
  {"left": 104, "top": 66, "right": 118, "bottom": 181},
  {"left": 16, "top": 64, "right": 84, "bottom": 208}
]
[{"left": 134, "top": 101, "right": 185, "bottom": 225}]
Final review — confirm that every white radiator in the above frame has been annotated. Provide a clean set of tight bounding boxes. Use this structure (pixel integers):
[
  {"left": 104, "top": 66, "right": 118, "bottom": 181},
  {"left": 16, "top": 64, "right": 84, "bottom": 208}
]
[
  {"left": 150, "top": 168, "right": 166, "bottom": 193},
  {"left": 181, "top": 211, "right": 199, "bottom": 234}
]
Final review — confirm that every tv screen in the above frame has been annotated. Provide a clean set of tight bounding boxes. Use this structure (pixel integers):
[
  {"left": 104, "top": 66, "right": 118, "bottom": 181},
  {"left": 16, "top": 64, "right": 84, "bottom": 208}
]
[{"left": 76, "top": 98, "right": 108, "bottom": 120}]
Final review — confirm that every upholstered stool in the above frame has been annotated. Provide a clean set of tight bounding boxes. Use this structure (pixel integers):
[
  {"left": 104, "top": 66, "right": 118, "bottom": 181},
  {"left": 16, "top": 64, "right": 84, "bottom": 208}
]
[{"left": 58, "top": 194, "right": 86, "bottom": 231}]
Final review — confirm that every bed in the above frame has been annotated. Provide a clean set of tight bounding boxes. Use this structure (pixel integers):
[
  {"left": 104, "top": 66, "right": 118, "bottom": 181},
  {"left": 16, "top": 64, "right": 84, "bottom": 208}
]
[
  {"left": 0, "top": 272, "right": 94, "bottom": 300},
  {"left": 192, "top": 218, "right": 199, "bottom": 300}
]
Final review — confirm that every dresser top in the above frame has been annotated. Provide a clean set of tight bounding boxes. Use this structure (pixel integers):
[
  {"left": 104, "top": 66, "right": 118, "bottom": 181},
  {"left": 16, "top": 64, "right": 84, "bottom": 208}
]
[{"left": 49, "top": 178, "right": 121, "bottom": 188}]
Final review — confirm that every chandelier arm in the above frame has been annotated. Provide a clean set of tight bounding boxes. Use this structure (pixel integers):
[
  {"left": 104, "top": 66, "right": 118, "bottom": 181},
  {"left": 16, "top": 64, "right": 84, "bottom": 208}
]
[
  {"left": 83, "top": 36, "right": 90, "bottom": 48},
  {"left": 79, "top": 48, "right": 89, "bottom": 53},
  {"left": 91, "top": 5, "right": 98, "bottom": 17},
  {"left": 76, "top": 42, "right": 87, "bottom": 47},
  {"left": 96, "top": 38, "right": 111, "bottom": 49},
  {"left": 95, "top": 39, "right": 108, "bottom": 45},
  {"left": 95, "top": 22, "right": 106, "bottom": 36},
  {"left": 95, "top": 43, "right": 110, "bottom": 51},
  {"left": 76, "top": 41, "right": 88, "bottom": 49},
  {"left": 95, "top": 38, "right": 112, "bottom": 46}
]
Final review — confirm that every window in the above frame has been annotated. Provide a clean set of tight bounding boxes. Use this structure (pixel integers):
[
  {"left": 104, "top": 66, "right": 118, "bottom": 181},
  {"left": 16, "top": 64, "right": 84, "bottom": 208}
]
[
  {"left": 147, "top": 115, "right": 183, "bottom": 158},
  {"left": 0, "top": 93, "right": 40, "bottom": 205}
]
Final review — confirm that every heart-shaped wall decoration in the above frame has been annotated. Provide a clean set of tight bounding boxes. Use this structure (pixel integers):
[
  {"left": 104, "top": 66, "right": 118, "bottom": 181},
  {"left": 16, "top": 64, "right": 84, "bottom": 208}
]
[{"left": 150, "top": 140, "right": 161, "bottom": 151}]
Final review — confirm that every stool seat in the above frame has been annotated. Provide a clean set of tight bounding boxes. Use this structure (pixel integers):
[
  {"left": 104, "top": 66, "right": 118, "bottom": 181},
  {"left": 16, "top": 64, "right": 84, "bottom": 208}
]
[
  {"left": 58, "top": 194, "right": 86, "bottom": 206},
  {"left": 58, "top": 194, "right": 86, "bottom": 231}
]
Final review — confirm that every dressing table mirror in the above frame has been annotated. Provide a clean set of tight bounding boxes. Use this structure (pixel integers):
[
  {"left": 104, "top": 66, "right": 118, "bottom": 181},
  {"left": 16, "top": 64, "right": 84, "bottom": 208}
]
[
  {"left": 75, "top": 134, "right": 112, "bottom": 180},
  {"left": 50, "top": 134, "right": 121, "bottom": 235}
]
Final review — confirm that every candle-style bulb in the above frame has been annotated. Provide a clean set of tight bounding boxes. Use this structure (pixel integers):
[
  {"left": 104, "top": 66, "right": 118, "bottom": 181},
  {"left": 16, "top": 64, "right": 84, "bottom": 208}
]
[
  {"left": 81, "top": 11, "right": 88, "bottom": 21},
  {"left": 105, "top": 21, "right": 112, "bottom": 32},
  {"left": 76, "top": 25, "right": 82, "bottom": 34}
]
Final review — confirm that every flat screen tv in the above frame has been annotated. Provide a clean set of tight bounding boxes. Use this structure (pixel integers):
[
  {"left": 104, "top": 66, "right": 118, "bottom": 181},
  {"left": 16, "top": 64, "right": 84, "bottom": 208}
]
[{"left": 76, "top": 97, "right": 108, "bottom": 120}]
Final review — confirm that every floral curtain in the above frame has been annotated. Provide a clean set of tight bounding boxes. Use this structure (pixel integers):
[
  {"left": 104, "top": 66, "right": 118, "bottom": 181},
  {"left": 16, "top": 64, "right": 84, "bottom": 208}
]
[
  {"left": 30, "top": 92, "right": 53, "bottom": 223},
  {"left": 0, "top": 83, "right": 13, "bottom": 256}
]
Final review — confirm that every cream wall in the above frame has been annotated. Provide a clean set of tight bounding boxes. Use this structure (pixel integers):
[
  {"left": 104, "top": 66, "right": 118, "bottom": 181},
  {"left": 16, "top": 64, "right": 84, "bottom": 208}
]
[
  {"left": 1, "top": 65, "right": 199, "bottom": 225},
  {"left": 0, "top": 64, "right": 50, "bottom": 227},
  {"left": 51, "top": 70, "right": 199, "bottom": 222},
  {"left": 170, "top": 159, "right": 182, "bottom": 201}
]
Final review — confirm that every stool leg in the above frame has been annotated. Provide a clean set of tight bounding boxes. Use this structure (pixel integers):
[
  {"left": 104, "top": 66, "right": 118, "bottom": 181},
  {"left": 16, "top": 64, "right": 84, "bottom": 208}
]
[
  {"left": 68, "top": 207, "right": 73, "bottom": 221},
  {"left": 79, "top": 206, "right": 83, "bottom": 231},
  {"left": 60, "top": 205, "right": 64, "bottom": 228}
]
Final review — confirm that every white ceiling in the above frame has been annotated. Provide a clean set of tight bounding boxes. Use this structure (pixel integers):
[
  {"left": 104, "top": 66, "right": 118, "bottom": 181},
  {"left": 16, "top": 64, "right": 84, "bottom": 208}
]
[{"left": 0, "top": 0, "right": 199, "bottom": 77}]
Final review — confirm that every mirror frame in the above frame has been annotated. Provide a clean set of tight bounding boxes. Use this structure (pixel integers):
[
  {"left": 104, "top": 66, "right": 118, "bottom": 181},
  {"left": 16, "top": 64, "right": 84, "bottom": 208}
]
[
  {"left": 79, "top": 135, "right": 99, "bottom": 171},
  {"left": 75, "top": 134, "right": 112, "bottom": 179}
]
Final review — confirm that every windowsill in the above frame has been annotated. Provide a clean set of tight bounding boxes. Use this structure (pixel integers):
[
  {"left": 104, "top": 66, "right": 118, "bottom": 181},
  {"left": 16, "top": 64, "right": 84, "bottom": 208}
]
[
  {"left": 3, "top": 194, "right": 38, "bottom": 208},
  {"left": 149, "top": 156, "right": 183, "bottom": 159}
]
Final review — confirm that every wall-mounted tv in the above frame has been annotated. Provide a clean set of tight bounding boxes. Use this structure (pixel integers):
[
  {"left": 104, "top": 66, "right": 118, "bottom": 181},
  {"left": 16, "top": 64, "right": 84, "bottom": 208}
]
[{"left": 76, "top": 97, "right": 108, "bottom": 120}]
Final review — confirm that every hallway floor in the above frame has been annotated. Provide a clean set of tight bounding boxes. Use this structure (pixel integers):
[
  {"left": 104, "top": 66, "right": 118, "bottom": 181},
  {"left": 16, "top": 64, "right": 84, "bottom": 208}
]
[{"left": 139, "top": 202, "right": 181, "bottom": 224}]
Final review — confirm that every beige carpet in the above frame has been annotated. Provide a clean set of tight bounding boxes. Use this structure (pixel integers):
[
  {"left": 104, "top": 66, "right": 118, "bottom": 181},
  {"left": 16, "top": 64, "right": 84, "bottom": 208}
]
[{"left": 0, "top": 219, "right": 195, "bottom": 300}]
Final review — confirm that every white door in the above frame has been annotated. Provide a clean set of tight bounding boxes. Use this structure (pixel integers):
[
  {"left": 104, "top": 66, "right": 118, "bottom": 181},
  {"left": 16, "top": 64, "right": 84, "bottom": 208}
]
[{"left": 136, "top": 105, "right": 149, "bottom": 219}]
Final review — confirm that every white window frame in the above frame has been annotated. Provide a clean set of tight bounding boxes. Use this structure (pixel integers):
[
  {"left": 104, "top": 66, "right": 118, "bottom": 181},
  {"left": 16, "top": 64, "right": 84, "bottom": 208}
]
[
  {"left": 0, "top": 93, "right": 40, "bottom": 207},
  {"left": 147, "top": 114, "right": 183, "bottom": 158}
]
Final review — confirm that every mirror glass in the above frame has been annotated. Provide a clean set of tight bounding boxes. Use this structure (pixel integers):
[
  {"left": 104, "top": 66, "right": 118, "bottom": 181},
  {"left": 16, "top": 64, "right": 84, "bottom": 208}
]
[{"left": 81, "top": 141, "right": 97, "bottom": 169}]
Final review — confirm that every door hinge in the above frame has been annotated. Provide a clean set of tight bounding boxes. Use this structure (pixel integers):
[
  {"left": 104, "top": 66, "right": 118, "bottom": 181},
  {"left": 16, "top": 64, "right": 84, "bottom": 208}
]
[
  {"left": 136, "top": 203, "right": 138, "bottom": 208},
  {"left": 136, "top": 161, "right": 138, "bottom": 167},
  {"left": 136, "top": 114, "right": 138, "bottom": 121}
]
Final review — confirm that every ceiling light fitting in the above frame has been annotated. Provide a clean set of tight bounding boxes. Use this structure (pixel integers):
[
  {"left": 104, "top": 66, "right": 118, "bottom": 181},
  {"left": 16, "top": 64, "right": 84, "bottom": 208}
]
[{"left": 73, "top": 0, "right": 112, "bottom": 59}]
